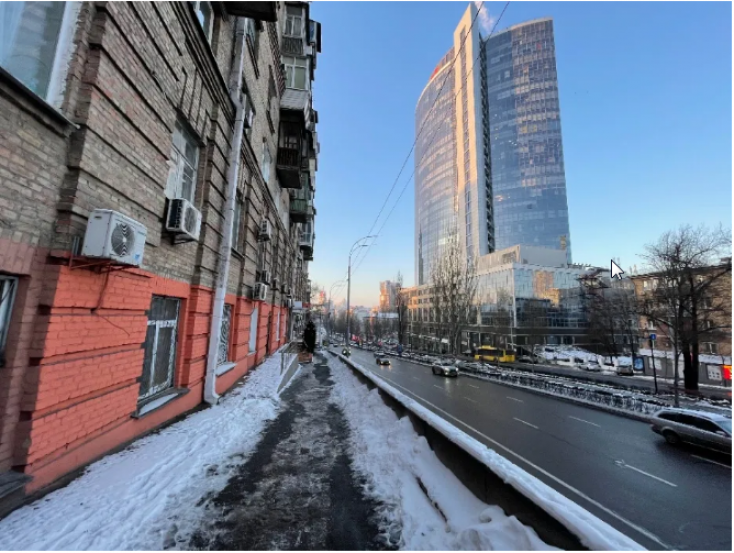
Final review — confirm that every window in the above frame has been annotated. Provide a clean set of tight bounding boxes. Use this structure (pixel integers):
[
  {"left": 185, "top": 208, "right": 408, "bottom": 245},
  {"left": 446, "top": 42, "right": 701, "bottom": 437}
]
[
  {"left": 0, "top": 276, "right": 18, "bottom": 367},
  {"left": 261, "top": 143, "right": 271, "bottom": 184},
  {"left": 232, "top": 192, "right": 245, "bottom": 251},
  {"left": 166, "top": 120, "right": 199, "bottom": 201},
  {"left": 140, "top": 297, "right": 180, "bottom": 400},
  {"left": 0, "top": 2, "right": 75, "bottom": 103},
  {"left": 703, "top": 342, "right": 718, "bottom": 355},
  {"left": 249, "top": 306, "right": 259, "bottom": 353},
  {"left": 192, "top": 1, "right": 213, "bottom": 42},
  {"left": 283, "top": 56, "right": 307, "bottom": 89},
  {"left": 284, "top": 5, "right": 303, "bottom": 37},
  {"left": 217, "top": 304, "right": 232, "bottom": 365},
  {"left": 276, "top": 311, "right": 281, "bottom": 338}
]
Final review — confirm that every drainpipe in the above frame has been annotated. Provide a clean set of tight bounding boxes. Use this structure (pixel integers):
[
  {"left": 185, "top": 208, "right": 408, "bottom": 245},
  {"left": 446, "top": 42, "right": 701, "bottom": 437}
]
[{"left": 204, "top": 18, "right": 247, "bottom": 405}]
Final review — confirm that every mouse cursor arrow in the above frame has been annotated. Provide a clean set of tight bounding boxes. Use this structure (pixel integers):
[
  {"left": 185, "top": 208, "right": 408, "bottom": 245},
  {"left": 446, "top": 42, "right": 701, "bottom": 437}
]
[{"left": 610, "top": 260, "right": 625, "bottom": 280}]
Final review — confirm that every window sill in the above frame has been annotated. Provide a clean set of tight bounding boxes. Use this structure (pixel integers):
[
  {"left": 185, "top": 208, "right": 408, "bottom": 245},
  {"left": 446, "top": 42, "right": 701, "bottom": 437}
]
[
  {"left": 231, "top": 248, "right": 245, "bottom": 260},
  {"left": 216, "top": 361, "right": 237, "bottom": 376},
  {"left": 132, "top": 388, "right": 189, "bottom": 419}
]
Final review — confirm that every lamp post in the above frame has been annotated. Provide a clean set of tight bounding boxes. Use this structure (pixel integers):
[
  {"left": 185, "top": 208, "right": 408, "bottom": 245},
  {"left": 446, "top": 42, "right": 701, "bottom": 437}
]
[{"left": 346, "top": 236, "right": 376, "bottom": 346}]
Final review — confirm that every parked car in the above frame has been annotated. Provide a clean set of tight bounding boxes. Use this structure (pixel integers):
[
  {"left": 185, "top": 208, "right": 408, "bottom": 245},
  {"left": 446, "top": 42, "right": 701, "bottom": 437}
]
[
  {"left": 651, "top": 408, "right": 732, "bottom": 453},
  {"left": 376, "top": 355, "right": 391, "bottom": 366},
  {"left": 581, "top": 361, "right": 602, "bottom": 372},
  {"left": 616, "top": 365, "right": 634, "bottom": 376},
  {"left": 517, "top": 355, "right": 535, "bottom": 363},
  {"left": 431, "top": 360, "right": 459, "bottom": 377}
]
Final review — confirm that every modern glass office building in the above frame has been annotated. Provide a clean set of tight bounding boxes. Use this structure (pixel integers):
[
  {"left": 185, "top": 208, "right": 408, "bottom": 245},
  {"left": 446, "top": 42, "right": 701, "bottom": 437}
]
[
  {"left": 484, "top": 18, "right": 571, "bottom": 260},
  {"left": 414, "top": 6, "right": 572, "bottom": 286},
  {"left": 414, "top": 48, "right": 458, "bottom": 285}
]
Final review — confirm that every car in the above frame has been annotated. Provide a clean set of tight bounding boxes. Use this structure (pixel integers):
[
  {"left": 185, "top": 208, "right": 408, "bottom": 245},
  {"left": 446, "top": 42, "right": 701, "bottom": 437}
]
[
  {"left": 581, "top": 362, "right": 602, "bottom": 372},
  {"left": 431, "top": 360, "right": 459, "bottom": 377},
  {"left": 651, "top": 408, "right": 732, "bottom": 453},
  {"left": 517, "top": 355, "right": 535, "bottom": 364},
  {"left": 615, "top": 365, "right": 634, "bottom": 376},
  {"left": 376, "top": 355, "right": 391, "bottom": 366}
]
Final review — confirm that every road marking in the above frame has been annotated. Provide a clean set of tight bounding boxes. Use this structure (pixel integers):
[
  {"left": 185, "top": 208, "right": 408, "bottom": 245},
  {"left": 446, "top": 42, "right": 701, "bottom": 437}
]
[
  {"left": 412, "top": 376, "right": 420, "bottom": 381},
  {"left": 568, "top": 416, "right": 601, "bottom": 428},
  {"left": 506, "top": 396, "right": 524, "bottom": 403},
  {"left": 433, "top": 384, "right": 443, "bottom": 390},
  {"left": 690, "top": 454, "right": 731, "bottom": 469},
  {"left": 366, "top": 370, "right": 669, "bottom": 550},
  {"left": 463, "top": 396, "right": 477, "bottom": 403},
  {"left": 468, "top": 384, "right": 479, "bottom": 389},
  {"left": 513, "top": 417, "right": 539, "bottom": 429},
  {"left": 614, "top": 461, "right": 677, "bottom": 487}
]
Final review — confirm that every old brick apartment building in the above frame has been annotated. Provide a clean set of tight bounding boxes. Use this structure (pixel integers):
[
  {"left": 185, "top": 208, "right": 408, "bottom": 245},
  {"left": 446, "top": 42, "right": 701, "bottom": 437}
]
[{"left": 0, "top": 1, "right": 320, "bottom": 508}]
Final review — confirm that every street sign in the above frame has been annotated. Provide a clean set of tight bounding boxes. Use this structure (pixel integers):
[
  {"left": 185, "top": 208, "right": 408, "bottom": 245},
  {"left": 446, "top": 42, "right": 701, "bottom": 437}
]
[{"left": 649, "top": 333, "right": 656, "bottom": 341}]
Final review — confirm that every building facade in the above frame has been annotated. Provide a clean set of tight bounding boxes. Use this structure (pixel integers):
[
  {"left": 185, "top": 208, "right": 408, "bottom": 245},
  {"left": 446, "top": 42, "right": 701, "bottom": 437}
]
[
  {"left": 379, "top": 280, "right": 398, "bottom": 311},
  {"left": 414, "top": 4, "right": 572, "bottom": 286},
  {"left": 0, "top": 1, "right": 320, "bottom": 508}
]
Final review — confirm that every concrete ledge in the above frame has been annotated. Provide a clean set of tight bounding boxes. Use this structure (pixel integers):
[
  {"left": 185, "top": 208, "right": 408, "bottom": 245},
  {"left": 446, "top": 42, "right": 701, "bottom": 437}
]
[{"left": 329, "top": 351, "right": 605, "bottom": 550}]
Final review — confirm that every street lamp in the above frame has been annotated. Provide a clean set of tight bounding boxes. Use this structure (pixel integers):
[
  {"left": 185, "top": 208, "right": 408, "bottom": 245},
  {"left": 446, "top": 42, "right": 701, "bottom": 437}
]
[{"left": 346, "top": 235, "right": 376, "bottom": 346}]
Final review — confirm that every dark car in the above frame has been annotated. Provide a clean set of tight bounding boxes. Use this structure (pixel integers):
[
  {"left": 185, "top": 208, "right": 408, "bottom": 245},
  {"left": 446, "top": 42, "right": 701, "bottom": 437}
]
[
  {"left": 431, "top": 360, "right": 458, "bottom": 377},
  {"left": 376, "top": 355, "right": 391, "bottom": 366},
  {"left": 651, "top": 408, "right": 732, "bottom": 453}
]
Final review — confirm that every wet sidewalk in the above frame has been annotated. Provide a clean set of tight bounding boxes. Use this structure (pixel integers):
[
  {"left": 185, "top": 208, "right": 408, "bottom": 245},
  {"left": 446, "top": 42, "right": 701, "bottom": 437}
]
[{"left": 186, "top": 354, "right": 391, "bottom": 550}]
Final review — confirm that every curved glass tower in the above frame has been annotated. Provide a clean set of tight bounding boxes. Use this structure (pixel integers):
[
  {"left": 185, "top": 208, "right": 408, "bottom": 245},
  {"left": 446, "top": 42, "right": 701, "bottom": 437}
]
[
  {"left": 484, "top": 18, "right": 571, "bottom": 260},
  {"left": 415, "top": 48, "right": 457, "bottom": 285}
]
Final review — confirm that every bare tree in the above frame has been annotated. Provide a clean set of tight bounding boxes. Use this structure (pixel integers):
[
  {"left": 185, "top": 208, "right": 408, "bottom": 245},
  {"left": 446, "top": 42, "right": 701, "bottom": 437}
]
[
  {"left": 430, "top": 235, "right": 478, "bottom": 356},
  {"left": 395, "top": 271, "right": 409, "bottom": 346},
  {"left": 639, "top": 224, "right": 731, "bottom": 401},
  {"left": 582, "top": 278, "right": 640, "bottom": 363}
]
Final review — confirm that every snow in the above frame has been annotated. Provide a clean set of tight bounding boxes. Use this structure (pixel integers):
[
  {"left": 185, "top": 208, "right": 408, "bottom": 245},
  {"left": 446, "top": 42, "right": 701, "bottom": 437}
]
[
  {"left": 338, "top": 354, "right": 645, "bottom": 551},
  {"left": 327, "top": 356, "right": 557, "bottom": 551},
  {"left": 0, "top": 350, "right": 293, "bottom": 551}
]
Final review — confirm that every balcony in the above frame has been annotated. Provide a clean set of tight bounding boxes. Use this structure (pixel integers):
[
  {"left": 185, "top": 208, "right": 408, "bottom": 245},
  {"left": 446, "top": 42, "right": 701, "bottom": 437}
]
[
  {"left": 300, "top": 232, "right": 314, "bottom": 261},
  {"left": 276, "top": 121, "right": 303, "bottom": 189},
  {"left": 290, "top": 197, "right": 314, "bottom": 224}
]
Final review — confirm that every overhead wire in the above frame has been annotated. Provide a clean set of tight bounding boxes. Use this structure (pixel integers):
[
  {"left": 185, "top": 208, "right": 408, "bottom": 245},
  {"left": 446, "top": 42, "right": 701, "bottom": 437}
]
[
  {"left": 349, "top": 1, "right": 511, "bottom": 281},
  {"left": 331, "top": 1, "right": 504, "bottom": 301}
]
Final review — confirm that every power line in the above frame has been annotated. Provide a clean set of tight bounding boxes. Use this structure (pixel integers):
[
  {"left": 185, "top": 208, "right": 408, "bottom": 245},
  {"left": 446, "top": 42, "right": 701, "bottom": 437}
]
[
  {"left": 347, "top": 1, "right": 490, "bottom": 275},
  {"left": 350, "top": 2, "right": 511, "bottom": 280}
]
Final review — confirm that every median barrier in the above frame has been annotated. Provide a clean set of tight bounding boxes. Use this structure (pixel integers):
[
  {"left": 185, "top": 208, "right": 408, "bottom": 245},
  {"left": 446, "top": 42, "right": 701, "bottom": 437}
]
[{"left": 329, "top": 350, "right": 645, "bottom": 551}]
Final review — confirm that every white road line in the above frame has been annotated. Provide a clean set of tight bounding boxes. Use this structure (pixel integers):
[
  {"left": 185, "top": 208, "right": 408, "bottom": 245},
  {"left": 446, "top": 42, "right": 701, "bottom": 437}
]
[
  {"left": 690, "top": 454, "right": 731, "bottom": 469},
  {"left": 463, "top": 396, "right": 477, "bottom": 403},
  {"left": 433, "top": 384, "right": 443, "bottom": 390},
  {"left": 513, "top": 417, "right": 539, "bottom": 429},
  {"left": 412, "top": 376, "right": 420, "bottom": 381},
  {"left": 615, "top": 461, "right": 677, "bottom": 488},
  {"left": 506, "top": 396, "right": 524, "bottom": 403},
  {"left": 568, "top": 416, "right": 601, "bottom": 428},
  {"left": 468, "top": 384, "right": 479, "bottom": 389},
  {"left": 366, "top": 371, "right": 670, "bottom": 550}
]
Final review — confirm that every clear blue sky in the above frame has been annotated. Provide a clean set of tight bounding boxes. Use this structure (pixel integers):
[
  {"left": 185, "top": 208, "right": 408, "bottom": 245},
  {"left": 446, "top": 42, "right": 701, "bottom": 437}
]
[{"left": 309, "top": 1, "right": 732, "bottom": 308}]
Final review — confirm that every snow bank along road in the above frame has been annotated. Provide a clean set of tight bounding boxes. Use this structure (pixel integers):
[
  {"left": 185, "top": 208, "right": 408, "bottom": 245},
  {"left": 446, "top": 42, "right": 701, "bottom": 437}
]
[{"left": 348, "top": 349, "right": 732, "bottom": 551}]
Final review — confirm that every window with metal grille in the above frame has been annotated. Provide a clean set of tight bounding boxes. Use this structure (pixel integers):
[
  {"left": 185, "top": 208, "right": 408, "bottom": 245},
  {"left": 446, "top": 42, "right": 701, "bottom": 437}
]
[
  {"left": 140, "top": 297, "right": 180, "bottom": 400},
  {"left": 217, "top": 304, "right": 233, "bottom": 365},
  {"left": 166, "top": 120, "right": 199, "bottom": 201},
  {"left": 0, "top": 275, "right": 18, "bottom": 367},
  {"left": 249, "top": 306, "right": 259, "bottom": 353}
]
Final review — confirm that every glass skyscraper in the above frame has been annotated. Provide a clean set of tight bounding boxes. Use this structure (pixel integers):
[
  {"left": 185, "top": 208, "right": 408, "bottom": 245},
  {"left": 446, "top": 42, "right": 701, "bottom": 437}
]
[
  {"left": 415, "top": 48, "right": 457, "bottom": 285},
  {"left": 414, "top": 6, "right": 572, "bottom": 285},
  {"left": 484, "top": 18, "right": 571, "bottom": 259}
]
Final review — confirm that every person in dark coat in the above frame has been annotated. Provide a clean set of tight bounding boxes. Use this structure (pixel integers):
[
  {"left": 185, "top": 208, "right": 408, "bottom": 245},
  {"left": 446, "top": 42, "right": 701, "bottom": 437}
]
[{"left": 303, "top": 318, "right": 316, "bottom": 354}]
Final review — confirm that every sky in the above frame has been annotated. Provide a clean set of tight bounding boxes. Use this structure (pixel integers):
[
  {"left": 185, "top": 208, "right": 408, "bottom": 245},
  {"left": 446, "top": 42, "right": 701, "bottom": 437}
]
[{"left": 308, "top": 1, "right": 732, "bottom": 308}]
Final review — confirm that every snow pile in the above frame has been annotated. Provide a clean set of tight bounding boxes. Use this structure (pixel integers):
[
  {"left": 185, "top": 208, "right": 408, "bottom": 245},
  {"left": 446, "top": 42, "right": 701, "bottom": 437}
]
[
  {"left": 337, "top": 354, "right": 644, "bottom": 551},
  {"left": 0, "top": 351, "right": 294, "bottom": 550},
  {"left": 328, "top": 357, "right": 556, "bottom": 551}
]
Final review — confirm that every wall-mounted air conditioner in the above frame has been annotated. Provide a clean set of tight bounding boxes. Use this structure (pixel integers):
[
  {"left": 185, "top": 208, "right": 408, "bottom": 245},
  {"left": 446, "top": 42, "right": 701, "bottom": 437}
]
[
  {"left": 254, "top": 282, "right": 269, "bottom": 301},
  {"left": 166, "top": 198, "right": 202, "bottom": 241},
  {"left": 260, "top": 270, "right": 272, "bottom": 284},
  {"left": 259, "top": 220, "right": 272, "bottom": 241},
  {"left": 82, "top": 209, "right": 147, "bottom": 266}
]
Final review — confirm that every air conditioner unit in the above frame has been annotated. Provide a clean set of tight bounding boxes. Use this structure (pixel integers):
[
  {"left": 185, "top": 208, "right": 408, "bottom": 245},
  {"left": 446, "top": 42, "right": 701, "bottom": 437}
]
[
  {"left": 166, "top": 198, "right": 202, "bottom": 241},
  {"left": 259, "top": 220, "right": 272, "bottom": 241},
  {"left": 272, "top": 276, "right": 279, "bottom": 288},
  {"left": 81, "top": 209, "right": 147, "bottom": 266},
  {"left": 260, "top": 270, "right": 272, "bottom": 284},
  {"left": 254, "top": 282, "right": 269, "bottom": 301}
]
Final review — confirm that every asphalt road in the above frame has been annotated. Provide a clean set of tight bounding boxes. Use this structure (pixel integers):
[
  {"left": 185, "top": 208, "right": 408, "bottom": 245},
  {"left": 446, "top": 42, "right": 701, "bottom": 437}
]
[{"left": 347, "top": 348, "right": 732, "bottom": 551}]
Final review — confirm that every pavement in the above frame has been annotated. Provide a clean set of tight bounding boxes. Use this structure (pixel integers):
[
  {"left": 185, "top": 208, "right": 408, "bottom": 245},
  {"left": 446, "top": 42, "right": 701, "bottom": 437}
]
[
  {"left": 187, "top": 353, "right": 391, "bottom": 550},
  {"left": 348, "top": 348, "right": 732, "bottom": 551}
]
